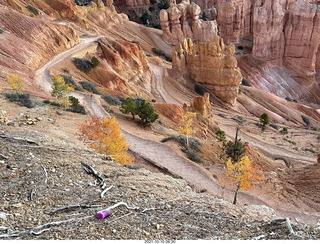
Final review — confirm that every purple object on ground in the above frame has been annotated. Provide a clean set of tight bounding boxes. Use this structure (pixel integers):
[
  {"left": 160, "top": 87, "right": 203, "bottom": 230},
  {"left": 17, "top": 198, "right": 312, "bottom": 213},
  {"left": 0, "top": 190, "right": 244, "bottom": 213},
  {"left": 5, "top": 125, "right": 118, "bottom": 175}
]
[{"left": 97, "top": 210, "right": 111, "bottom": 219}]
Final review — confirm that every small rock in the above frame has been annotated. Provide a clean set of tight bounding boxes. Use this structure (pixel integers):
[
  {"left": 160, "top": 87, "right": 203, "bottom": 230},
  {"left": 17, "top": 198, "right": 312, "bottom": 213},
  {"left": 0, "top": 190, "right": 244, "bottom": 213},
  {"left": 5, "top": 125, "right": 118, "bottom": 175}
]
[
  {"left": 0, "top": 212, "right": 7, "bottom": 221},
  {"left": 112, "top": 229, "right": 117, "bottom": 233},
  {"left": 156, "top": 224, "right": 160, "bottom": 230},
  {"left": 35, "top": 117, "right": 42, "bottom": 121}
]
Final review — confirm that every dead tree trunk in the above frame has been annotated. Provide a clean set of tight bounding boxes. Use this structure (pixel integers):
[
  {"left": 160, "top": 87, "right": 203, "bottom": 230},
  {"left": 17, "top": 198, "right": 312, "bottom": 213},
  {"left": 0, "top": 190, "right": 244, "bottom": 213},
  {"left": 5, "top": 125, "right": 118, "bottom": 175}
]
[{"left": 233, "top": 183, "right": 240, "bottom": 205}]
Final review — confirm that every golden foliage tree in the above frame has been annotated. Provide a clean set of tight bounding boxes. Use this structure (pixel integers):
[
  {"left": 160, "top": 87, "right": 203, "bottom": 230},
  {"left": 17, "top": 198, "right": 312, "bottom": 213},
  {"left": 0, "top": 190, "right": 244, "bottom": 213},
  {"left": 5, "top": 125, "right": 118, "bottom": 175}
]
[
  {"left": 78, "top": 116, "right": 133, "bottom": 166},
  {"left": 6, "top": 74, "right": 24, "bottom": 94},
  {"left": 51, "top": 74, "right": 74, "bottom": 101},
  {"left": 226, "top": 156, "right": 265, "bottom": 205},
  {"left": 178, "top": 112, "right": 196, "bottom": 148}
]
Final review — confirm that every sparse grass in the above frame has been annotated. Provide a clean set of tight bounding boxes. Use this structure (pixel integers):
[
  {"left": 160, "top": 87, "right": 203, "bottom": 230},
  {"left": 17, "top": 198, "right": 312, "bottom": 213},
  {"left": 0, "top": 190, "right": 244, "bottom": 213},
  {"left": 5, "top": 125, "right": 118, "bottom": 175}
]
[{"left": 101, "top": 94, "right": 121, "bottom": 106}]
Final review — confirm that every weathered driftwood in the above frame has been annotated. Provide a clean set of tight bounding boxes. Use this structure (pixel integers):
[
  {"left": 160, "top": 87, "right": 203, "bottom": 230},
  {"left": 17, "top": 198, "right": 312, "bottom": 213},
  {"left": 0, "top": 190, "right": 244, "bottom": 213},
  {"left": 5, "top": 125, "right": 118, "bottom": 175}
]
[
  {"left": 100, "top": 185, "right": 114, "bottom": 199},
  {"left": 98, "top": 201, "right": 140, "bottom": 214},
  {"left": 41, "top": 165, "right": 48, "bottom": 184},
  {"left": 81, "top": 162, "right": 105, "bottom": 187},
  {"left": 30, "top": 228, "right": 51, "bottom": 236},
  {"left": 0, "top": 153, "right": 8, "bottom": 160}
]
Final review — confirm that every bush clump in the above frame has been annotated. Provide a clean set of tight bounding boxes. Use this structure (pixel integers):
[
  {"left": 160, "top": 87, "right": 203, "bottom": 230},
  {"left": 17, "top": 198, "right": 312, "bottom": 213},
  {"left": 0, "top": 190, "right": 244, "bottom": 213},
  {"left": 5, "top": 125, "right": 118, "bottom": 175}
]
[
  {"left": 26, "top": 5, "right": 39, "bottom": 15},
  {"left": 5, "top": 93, "right": 34, "bottom": 108},
  {"left": 66, "top": 96, "right": 86, "bottom": 114},
  {"left": 280, "top": 127, "right": 288, "bottom": 135},
  {"left": 0, "top": 28, "right": 4, "bottom": 34},
  {"left": 152, "top": 48, "right": 172, "bottom": 62},
  {"left": 194, "top": 84, "right": 205, "bottom": 96},
  {"left": 301, "top": 115, "right": 311, "bottom": 127},
  {"left": 102, "top": 94, "right": 121, "bottom": 106},
  {"left": 161, "top": 136, "right": 203, "bottom": 163},
  {"left": 73, "top": 58, "right": 93, "bottom": 73},
  {"left": 120, "top": 97, "right": 159, "bottom": 126},
  {"left": 79, "top": 81, "right": 100, "bottom": 94},
  {"left": 269, "top": 124, "right": 279, "bottom": 130},
  {"left": 185, "top": 149, "right": 204, "bottom": 164},
  {"left": 59, "top": 74, "right": 83, "bottom": 91},
  {"left": 161, "top": 135, "right": 202, "bottom": 152},
  {"left": 241, "top": 79, "right": 250, "bottom": 87}
]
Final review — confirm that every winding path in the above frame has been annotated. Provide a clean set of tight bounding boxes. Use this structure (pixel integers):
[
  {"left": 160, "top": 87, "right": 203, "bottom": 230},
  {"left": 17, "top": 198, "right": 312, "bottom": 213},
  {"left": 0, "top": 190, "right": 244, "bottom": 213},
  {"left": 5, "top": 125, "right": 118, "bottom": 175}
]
[{"left": 34, "top": 36, "right": 319, "bottom": 224}]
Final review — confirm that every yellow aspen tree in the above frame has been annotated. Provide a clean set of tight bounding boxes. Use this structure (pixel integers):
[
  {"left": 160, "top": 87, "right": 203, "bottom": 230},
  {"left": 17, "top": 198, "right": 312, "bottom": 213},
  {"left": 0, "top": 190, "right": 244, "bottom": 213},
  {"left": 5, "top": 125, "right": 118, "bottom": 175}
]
[
  {"left": 6, "top": 74, "right": 24, "bottom": 94},
  {"left": 51, "top": 74, "right": 74, "bottom": 101},
  {"left": 78, "top": 116, "right": 133, "bottom": 166},
  {"left": 226, "top": 156, "right": 265, "bottom": 205},
  {"left": 178, "top": 112, "right": 196, "bottom": 148}
]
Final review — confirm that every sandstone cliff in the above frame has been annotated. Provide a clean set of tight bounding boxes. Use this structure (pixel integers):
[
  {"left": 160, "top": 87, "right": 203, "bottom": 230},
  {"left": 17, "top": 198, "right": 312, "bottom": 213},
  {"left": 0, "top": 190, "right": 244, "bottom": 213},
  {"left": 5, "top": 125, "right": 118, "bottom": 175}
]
[
  {"left": 160, "top": 0, "right": 218, "bottom": 45},
  {"left": 213, "top": 0, "right": 320, "bottom": 102},
  {"left": 172, "top": 37, "right": 242, "bottom": 105}
]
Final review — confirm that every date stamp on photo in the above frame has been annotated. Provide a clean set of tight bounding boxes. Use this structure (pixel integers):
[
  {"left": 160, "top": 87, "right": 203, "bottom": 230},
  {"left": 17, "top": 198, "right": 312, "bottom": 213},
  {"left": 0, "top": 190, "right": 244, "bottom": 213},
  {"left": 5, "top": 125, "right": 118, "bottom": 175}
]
[{"left": 144, "top": 240, "right": 176, "bottom": 244}]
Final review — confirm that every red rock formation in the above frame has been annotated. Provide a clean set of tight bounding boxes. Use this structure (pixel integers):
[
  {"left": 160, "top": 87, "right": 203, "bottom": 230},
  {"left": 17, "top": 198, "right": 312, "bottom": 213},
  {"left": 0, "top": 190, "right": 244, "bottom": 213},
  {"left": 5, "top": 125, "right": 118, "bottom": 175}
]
[
  {"left": 160, "top": 0, "right": 218, "bottom": 45},
  {"left": 183, "top": 93, "right": 213, "bottom": 119},
  {"left": 98, "top": 39, "right": 152, "bottom": 92},
  {"left": 172, "top": 37, "right": 242, "bottom": 105},
  {"left": 216, "top": 0, "right": 252, "bottom": 44},
  {"left": 214, "top": 0, "right": 320, "bottom": 102}
]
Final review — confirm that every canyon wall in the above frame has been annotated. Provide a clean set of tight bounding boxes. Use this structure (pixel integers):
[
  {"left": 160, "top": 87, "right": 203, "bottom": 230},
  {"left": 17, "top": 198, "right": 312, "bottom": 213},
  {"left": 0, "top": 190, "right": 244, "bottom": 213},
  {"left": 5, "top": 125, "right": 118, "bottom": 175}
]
[
  {"left": 211, "top": 0, "right": 320, "bottom": 101},
  {"left": 172, "top": 37, "right": 242, "bottom": 105},
  {"left": 160, "top": 0, "right": 218, "bottom": 45}
]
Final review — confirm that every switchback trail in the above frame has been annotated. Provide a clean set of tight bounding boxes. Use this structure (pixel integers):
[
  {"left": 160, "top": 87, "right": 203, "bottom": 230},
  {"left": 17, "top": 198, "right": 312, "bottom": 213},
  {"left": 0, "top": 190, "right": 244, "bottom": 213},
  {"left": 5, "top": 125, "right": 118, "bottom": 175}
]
[{"left": 34, "top": 35, "right": 319, "bottom": 224}]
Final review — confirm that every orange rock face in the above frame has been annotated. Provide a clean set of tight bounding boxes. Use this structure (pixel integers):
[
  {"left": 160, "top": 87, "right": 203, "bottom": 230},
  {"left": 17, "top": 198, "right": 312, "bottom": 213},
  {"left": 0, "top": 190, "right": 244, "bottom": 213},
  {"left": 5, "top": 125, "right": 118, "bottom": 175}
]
[
  {"left": 97, "top": 39, "right": 152, "bottom": 93},
  {"left": 172, "top": 37, "right": 242, "bottom": 105},
  {"left": 160, "top": 0, "right": 218, "bottom": 45},
  {"left": 183, "top": 93, "right": 213, "bottom": 119}
]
